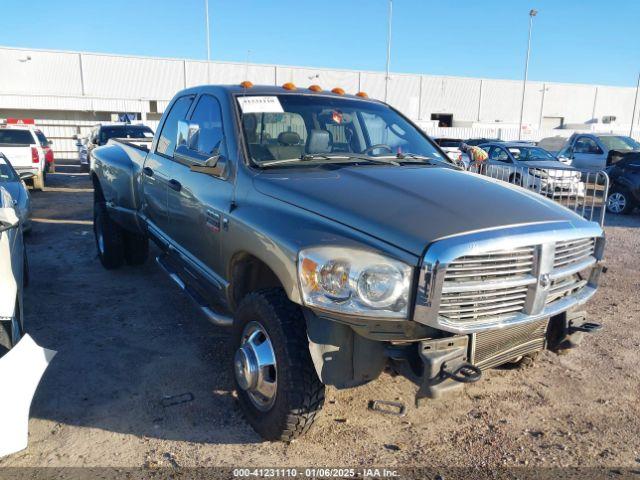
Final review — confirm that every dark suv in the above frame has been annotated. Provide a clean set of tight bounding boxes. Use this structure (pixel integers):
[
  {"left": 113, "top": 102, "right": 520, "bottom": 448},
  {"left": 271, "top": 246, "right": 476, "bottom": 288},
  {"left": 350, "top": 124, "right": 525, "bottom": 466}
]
[{"left": 606, "top": 152, "right": 640, "bottom": 214}]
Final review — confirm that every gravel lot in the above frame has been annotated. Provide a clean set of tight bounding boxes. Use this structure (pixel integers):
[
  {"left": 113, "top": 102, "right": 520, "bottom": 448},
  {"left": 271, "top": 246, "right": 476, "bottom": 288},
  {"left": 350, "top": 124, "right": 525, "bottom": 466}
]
[{"left": 1, "top": 159, "right": 639, "bottom": 470}]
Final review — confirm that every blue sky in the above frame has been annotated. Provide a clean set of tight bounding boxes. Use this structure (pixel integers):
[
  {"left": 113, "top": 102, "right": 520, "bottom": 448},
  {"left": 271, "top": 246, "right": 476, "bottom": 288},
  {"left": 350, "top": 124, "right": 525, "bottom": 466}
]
[{"left": 0, "top": 0, "right": 638, "bottom": 86}]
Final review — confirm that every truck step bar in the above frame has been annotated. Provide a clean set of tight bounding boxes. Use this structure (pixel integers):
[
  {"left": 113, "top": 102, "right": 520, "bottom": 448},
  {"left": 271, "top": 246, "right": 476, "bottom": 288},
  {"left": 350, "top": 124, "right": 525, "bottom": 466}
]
[{"left": 155, "top": 255, "right": 233, "bottom": 328}]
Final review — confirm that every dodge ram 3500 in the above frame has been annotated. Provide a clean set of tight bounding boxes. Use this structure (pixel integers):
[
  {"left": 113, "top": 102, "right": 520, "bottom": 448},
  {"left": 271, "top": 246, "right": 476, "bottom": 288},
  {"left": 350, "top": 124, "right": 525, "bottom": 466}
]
[{"left": 91, "top": 84, "right": 605, "bottom": 441}]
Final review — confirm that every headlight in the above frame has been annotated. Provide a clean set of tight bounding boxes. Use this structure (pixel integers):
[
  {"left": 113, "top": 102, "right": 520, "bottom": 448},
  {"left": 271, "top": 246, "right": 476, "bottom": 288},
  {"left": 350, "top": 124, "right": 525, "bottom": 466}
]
[
  {"left": 530, "top": 168, "right": 549, "bottom": 179},
  {"left": 298, "top": 247, "right": 412, "bottom": 318}
]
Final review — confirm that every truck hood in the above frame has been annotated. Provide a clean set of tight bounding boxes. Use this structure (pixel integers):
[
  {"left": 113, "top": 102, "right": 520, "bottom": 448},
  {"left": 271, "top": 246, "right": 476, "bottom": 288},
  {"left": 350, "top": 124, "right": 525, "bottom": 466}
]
[{"left": 254, "top": 166, "right": 586, "bottom": 256}]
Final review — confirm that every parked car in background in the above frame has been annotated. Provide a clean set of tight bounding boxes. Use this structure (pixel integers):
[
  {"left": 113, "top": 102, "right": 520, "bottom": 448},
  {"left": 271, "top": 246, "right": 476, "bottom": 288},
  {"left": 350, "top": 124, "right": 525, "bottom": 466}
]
[
  {"left": 605, "top": 151, "right": 640, "bottom": 214},
  {"left": 91, "top": 84, "right": 605, "bottom": 441},
  {"left": 538, "top": 136, "right": 569, "bottom": 154},
  {"left": 0, "top": 186, "right": 26, "bottom": 356},
  {"left": 433, "top": 138, "right": 469, "bottom": 167},
  {"left": 0, "top": 126, "right": 48, "bottom": 190},
  {"left": 34, "top": 130, "right": 55, "bottom": 174},
  {"left": 79, "top": 123, "right": 154, "bottom": 171},
  {"left": 465, "top": 137, "right": 501, "bottom": 147},
  {"left": 557, "top": 133, "right": 640, "bottom": 171},
  {"left": 480, "top": 142, "right": 584, "bottom": 196},
  {"left": 0, "top": 153, "right": 32, "bottom": 233}
]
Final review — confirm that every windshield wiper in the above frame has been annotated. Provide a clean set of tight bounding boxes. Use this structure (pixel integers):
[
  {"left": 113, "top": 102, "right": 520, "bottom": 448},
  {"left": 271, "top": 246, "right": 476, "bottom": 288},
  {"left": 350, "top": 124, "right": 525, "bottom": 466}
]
[
  {"left": 260, "top": 154, "right": 350, "bottom": 167},
  {"left": 259, "top": 153, "right": 400, "bottom": 168},
  {"left": 390, "top": 153, "right": 456, "bottom": 167}
]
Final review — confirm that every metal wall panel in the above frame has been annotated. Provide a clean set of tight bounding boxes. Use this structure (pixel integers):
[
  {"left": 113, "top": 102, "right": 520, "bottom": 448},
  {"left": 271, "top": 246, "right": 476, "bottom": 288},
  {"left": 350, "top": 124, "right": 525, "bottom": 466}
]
[
  {"left": 360, "top": 73, "right": 421, "bottom": 119},
  {"left": 593, "top": 86, "right": 636, "bottom": 124},
  {"left": 210, "top": 62, "right": 276, "bottom": 85},
  {"left": 82, "top": 54, "right": 185, "bottom": 99},
  {"left": 479, "top": 79, "right": 543, "bottom": 125},
  {"left": 541, "top": 83, "right": 597, "bottom": 123},
  {"left": 420, "top": 76, "right": 482, "bottom": 122},
  {"left": 275, "top": 67, "right": 359, "bottom": 92},
  {"left": 0, "top": 94, "right": 145, "bottom": 112},
  {"left": 0, "top": 48, "right": 83, "bottom": 96}
]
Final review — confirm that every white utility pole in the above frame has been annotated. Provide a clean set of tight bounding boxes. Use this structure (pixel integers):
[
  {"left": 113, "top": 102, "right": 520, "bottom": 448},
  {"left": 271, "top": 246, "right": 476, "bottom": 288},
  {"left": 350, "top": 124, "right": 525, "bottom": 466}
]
[
  {"left": 384, "top": 0, "right": 393, "bottom": 102},
  {"left": 205, "top": 0, "right": 211, "bottom": 82},
  {"left": 518, "top": 9, "right": 537, "bottom": 140},
  {"left": 630, "top": 72, "right": 640, "bottom": 137}
]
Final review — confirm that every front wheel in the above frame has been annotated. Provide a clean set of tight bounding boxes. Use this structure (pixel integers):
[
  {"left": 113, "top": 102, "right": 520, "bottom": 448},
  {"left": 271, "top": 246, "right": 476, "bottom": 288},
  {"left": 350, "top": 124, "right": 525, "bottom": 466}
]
[
  {"left": 607, "top": 188, "right": 635, "bottom": 214},
  {"left": 232, "top": 289, "right": 325, "bottom": 441}
]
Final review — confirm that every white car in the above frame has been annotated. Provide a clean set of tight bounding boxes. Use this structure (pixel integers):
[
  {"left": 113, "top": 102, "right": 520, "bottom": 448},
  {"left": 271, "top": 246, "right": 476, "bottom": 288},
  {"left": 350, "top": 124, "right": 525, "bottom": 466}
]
[
  {"left": 0, "top": 126, "right": 48, "bottom": 191},
  {"left": 433, "top": 138, "right": 470, "bottom": 168},
  {"left": 0, "top": 186, "right": 26, "bottom": 355}
]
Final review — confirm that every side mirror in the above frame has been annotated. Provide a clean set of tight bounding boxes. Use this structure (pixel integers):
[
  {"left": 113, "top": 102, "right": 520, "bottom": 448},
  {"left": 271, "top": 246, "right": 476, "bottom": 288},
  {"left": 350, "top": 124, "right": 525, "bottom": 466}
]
[
  {"left": 175, "top": 120, "right": 225, "bottom": 176},
  {"left": 0, "top": 207, "right": 19, "bottom": 232},
  {"left": 19, "top": 171, "right": 35, "bottom": 181}
]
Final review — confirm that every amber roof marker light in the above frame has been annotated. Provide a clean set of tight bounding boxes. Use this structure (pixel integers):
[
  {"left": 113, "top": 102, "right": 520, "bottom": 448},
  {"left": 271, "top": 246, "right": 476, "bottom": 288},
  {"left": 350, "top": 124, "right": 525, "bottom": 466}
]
[
  {"left": 308, "top": 85, "right": 323, "bottom": 92},
  {"left": 282, "top": 82, "right": 297, "bottom": 90},
  {"left": 331, "top": 87, "right": 345, "bottom": 95},
  {"left": 240, "top": 81, "right": 254, "bottom": 89},
  {"left": 356, "top": 92, "right": 369, "bottom": 98}
]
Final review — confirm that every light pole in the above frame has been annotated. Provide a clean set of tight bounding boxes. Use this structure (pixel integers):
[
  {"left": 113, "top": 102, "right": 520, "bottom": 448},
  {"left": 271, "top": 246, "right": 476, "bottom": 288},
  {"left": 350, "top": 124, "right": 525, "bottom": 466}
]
[
  {"left": 630, "top": 72, "right": 640, "bottom": 138},
  {"left": 518, "top": 9, "right": 537, "bottom": 140},
  {"left": 384, "top": 0, "right": 393, "bottom": 103},
  {"left": 205, "top": 0, "right": 211, "bottom": 82}
]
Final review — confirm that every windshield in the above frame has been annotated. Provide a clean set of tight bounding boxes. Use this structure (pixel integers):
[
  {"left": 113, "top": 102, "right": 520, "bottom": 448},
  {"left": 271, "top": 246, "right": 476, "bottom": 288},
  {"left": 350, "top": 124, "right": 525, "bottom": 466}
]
[
  {"left": 238, "top": 95, "right": 448, "bottom": 167},
  {"left": 508, "top": 146, "right": 557, "bottom": 162},
  {"left": 435, "top": 139, "right": 462, "bottom": 148},
  {"left": 0, "top": 155, "right": 19, "bottom": 182},
  {"left": 99, "top": 125, "right": 154, "bottom": 144},
  {"left": 598, "top": 136, "right": 640, "bottom": 152}
]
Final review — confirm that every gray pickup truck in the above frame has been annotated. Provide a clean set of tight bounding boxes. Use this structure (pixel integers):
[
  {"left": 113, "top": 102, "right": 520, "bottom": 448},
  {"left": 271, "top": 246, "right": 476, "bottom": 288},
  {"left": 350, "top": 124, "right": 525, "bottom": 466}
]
[{"left": 91, "top": 84, "right": 605, "bottom": 441}]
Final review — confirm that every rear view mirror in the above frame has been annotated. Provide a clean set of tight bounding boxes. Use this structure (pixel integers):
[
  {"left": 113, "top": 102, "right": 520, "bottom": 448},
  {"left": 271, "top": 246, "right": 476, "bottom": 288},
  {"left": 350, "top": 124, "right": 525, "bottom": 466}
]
[{"left": 19, "top": 171, "right": 35, "bottom": 181}]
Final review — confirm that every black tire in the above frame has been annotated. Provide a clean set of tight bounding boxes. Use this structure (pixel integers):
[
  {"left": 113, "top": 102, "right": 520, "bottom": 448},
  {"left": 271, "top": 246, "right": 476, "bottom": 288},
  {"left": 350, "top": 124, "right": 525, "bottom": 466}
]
[
  {"left": 607, "top": 187, "right": 635, "bottom": 215},
  {"left": 233, "top": 289, "right": 325, "bottom": 441},
  {"left": 93, "top": 202, "right": 125, "bottom": 269},
  {"left": 123, "top": 230, "right": 149, "bottom": 266},
  {"left": 32, "top": 172, "right": 45, "bottom": 191},
  {"left": 509, "top": 173, "right": 523, "bottom": 187}
]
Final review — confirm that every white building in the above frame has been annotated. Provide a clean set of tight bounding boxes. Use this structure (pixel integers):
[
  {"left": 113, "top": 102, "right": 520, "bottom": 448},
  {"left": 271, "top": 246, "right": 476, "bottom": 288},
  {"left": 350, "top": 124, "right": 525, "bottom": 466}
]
[{"left": 1, "top": 45, "right": 638, "bottom": 155}]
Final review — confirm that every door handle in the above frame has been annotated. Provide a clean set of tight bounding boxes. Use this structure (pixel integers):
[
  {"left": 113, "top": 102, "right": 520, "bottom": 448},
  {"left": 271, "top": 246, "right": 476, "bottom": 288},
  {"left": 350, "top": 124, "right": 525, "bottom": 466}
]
[
  {"left": 143, "top": 167, "right": 154, "bottom": 177},
  {"left": 168, "top": 179, "right": 182, "bottom": 192}
]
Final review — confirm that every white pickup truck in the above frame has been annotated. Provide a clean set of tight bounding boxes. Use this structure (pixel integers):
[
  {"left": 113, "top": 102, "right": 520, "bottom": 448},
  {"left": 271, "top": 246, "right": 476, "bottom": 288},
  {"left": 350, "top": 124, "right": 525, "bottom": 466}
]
[{"left": 0, "top": 127, "right": 48, "bottom": 190}]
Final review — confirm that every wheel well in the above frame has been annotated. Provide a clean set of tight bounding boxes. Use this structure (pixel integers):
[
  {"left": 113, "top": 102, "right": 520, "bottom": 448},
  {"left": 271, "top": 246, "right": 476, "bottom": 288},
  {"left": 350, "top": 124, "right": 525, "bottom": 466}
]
[
  {"left": 91, "top": 173, "right": 105, "bottom": 203},
  {"left": 229, "top": 253, "right": 284, "bottom": 310}
]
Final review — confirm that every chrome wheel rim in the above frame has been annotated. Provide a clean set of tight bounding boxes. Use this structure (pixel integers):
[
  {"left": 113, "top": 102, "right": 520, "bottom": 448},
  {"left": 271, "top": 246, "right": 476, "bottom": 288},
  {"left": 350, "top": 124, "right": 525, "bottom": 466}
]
[
  {"left": 608, "top": 192, "right": 626, "bottom": 213},
  {"left": 234, "top": 321, "right": 277, "bottom": 411}
]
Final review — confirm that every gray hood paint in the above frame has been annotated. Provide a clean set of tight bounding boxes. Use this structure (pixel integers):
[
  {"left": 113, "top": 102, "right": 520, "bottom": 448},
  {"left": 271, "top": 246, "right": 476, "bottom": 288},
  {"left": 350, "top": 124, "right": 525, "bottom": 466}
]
[{"left": 254, "top": 166, "right": 587, "bottom": 256}]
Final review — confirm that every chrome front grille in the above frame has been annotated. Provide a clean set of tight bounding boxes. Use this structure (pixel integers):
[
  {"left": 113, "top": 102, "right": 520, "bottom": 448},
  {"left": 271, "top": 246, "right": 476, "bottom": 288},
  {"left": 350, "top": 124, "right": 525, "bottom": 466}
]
[
  {"left": 439, "top": 246, "right": 535, "bottom": 322},
  {"left": 439, "top": 284, "right": 529, "bottom": 322},
  {"left": 437, "top": 238, "right": 597, "bottom": 325},
  {"left": 443, "top": 246, "right": 535, "bottom": 282},
  {"left": 553, "top": 238, "right": 595, "bottom": 269}
]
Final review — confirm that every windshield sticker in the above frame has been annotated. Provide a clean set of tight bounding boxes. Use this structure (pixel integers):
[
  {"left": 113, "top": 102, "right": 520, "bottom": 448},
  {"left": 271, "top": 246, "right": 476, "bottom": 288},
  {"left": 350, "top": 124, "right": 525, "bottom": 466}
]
[{"left": 237, "top": 96, "right": 284, "bottom": 114}]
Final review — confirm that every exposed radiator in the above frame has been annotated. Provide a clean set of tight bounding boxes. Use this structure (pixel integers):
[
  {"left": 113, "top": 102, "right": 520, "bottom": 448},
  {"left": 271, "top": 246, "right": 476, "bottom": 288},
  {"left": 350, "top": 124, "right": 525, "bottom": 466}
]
[{"left": 472, "top": 319, "right": 548, "bottom": 369}]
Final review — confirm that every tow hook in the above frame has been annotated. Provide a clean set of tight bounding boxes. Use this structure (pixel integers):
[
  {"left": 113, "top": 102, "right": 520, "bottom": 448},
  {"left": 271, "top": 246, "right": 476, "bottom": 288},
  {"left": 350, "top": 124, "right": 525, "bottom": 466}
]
[
  {"left": 414, "top": 336, "right": 482, "bottom": 406},
  {"left": 440, "top": 363, "right": 482, "bottom": 383},
  {"left": 568, "top": 322, "right": 602, "bottom": 334}
]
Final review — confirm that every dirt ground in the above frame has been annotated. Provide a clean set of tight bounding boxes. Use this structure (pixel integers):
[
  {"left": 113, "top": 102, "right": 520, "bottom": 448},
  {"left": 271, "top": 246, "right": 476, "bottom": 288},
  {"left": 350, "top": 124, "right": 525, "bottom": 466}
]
[{"left": 1, "top": 159, "right": 639, "bottom": 470}]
